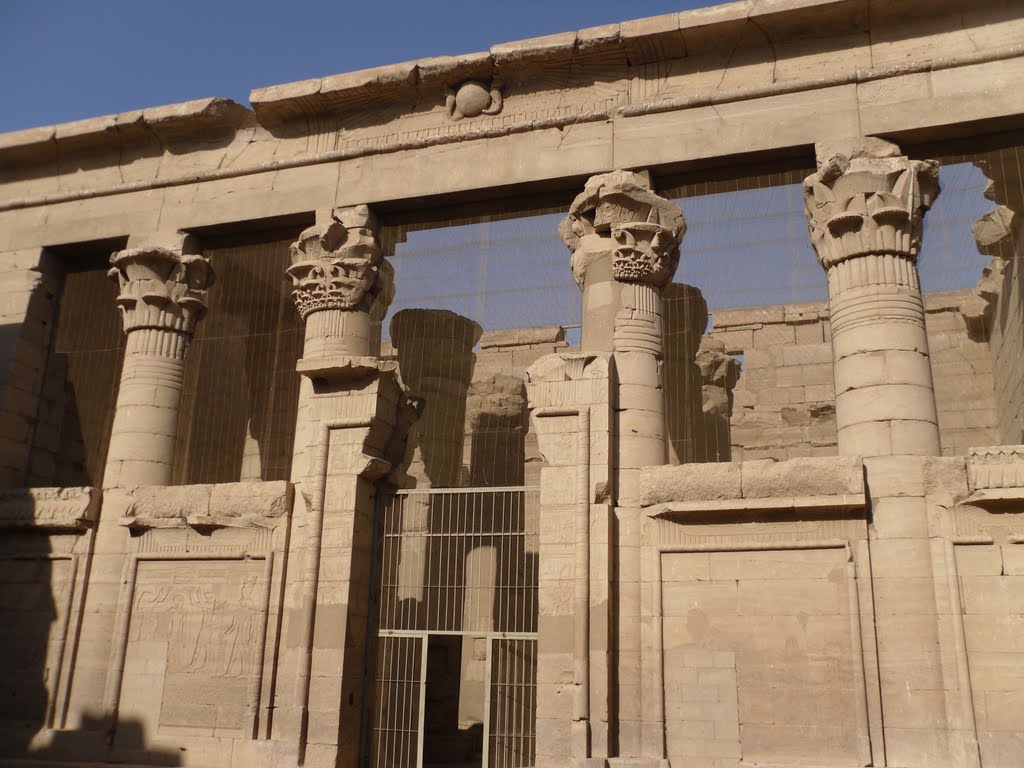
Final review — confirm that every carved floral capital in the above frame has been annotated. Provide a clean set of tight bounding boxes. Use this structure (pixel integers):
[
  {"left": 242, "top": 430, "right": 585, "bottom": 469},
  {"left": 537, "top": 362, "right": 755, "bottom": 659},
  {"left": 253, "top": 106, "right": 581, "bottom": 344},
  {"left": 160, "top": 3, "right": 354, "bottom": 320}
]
[
  {"left": 803, "top": 143, "right": 940, "bottom": 270},
  {"left": 559, "top": 170, "right": 686, "bottom": 289},
  {"left": 108, "top": 246, "right": 213, "bottom": 336},
  {"left": 287, "top": 204, "right": 394, "bottom": 320}
]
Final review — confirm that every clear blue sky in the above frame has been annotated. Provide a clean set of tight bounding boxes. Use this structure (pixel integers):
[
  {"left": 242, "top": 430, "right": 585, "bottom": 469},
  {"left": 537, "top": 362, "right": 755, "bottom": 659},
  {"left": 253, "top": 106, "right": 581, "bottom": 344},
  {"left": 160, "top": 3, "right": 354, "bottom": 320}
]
[{"left": 0, "top": 0, "right": 712, "bottom": 133}]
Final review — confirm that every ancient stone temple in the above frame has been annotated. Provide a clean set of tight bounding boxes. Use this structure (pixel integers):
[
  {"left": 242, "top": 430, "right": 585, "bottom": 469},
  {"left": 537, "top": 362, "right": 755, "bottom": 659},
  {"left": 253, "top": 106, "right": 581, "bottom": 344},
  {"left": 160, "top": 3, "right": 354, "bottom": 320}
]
[{"left": 2, "top": 0, "right": 1024, "bottom": 766}]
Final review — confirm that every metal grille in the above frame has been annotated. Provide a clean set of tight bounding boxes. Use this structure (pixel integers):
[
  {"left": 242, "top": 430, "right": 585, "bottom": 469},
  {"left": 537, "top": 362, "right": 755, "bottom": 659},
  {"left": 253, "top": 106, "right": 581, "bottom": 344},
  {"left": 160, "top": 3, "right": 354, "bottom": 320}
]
[
  {"left": 370, "top": 488, "right": 539, "bottom": 768},
  {"left": 371, "top": 635, "right": 425, "bottom": 768},
  {"left": 487, "top": 638, "right": 537, "bottom": 768},
  {"left": 173, "top": 233, "right": 303, "bottom": 484},
  {"left": 377, "top": 489, "right": 539, "bottom": 635},
  {"left": 32, "top": 257, "right": 125, "bottom": 487}
]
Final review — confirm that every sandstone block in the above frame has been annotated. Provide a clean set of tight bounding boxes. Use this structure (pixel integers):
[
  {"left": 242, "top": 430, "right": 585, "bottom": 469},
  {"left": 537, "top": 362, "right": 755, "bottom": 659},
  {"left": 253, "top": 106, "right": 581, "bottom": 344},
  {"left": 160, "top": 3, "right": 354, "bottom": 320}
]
[{"left": 640, "top": 463, "right": 741, "bottom": 505}]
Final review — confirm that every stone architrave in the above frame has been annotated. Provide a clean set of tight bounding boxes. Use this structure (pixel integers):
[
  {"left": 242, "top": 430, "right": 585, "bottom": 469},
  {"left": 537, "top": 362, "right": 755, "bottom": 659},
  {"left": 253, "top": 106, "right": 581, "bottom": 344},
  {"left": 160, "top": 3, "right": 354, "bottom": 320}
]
[
  {"left": 103, "top": 235, "right": 213, "bottom": 488},
  {"left": 560, "top": 171, "right": 685, "bottom": 760},
  {"left": 804, "top": 138, "right": 942, "bottom": 457}
]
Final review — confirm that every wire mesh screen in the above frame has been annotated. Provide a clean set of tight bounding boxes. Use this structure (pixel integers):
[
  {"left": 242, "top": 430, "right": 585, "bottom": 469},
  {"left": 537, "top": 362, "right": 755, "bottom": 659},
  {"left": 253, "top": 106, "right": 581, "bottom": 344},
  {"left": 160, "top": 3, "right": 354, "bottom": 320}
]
[
  {"left": 371, "top": 634, "right": 424, "bottom": 768},
  {"left": 487, "top": 638, "right": 537, "bottom": 768},
  {"left": 379, "top": 201, "right": 579, "bottom": 342},
  {"left": 377, "top": 489, "right": 539, "bottom": 635},
  {"left": 33, "top": 258, "right": 125, "bottom": 487},
  {"left": 173, "top": 234, "right": 303, "bottom": 485},
  {"left": 664, "top": 164, "right": 822, "bottom": 311}
]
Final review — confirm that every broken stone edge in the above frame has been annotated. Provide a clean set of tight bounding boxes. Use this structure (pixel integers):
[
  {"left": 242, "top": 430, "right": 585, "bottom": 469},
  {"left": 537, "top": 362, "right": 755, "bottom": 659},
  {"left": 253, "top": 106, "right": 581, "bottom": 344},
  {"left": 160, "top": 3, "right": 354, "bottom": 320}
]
[
  {"left": 117, "top": 481, "right": 292, "bottom": 531},
  {"left": 0, "top": 486, "right": 99, "bottom": 531},
  {"left": 641, "top": 456, "right": 866, "bottom": 517}
]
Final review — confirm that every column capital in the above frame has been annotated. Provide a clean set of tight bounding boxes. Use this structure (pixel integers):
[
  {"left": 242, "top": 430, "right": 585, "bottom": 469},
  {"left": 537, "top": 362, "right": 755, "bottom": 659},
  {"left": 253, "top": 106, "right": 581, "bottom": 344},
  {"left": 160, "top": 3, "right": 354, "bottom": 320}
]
[
  {"left": 108, "top": 238, "right": 213, "bottom": 337},
  {"left": 287, "top": 204, "right": 394, "bottom": 321},
  {"left": 803, "top": 137, "right": 940, "bottom": 270},
  {"left": 559, "top": 170, "right": 686, "bottom": 289}
]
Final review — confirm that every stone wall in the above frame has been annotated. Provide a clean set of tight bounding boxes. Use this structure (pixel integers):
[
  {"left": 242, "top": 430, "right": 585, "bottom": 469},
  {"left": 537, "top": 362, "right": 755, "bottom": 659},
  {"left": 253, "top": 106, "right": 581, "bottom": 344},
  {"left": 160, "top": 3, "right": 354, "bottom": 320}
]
[
  {"left": 989, "top": 230, "right": 1024, "bottom": 445},
  {"left": 0, "top": 2, "right": 1023, "bottom": 767},
  {"left": 710, "top": 291, "right": 1000, "bottom": 461}
]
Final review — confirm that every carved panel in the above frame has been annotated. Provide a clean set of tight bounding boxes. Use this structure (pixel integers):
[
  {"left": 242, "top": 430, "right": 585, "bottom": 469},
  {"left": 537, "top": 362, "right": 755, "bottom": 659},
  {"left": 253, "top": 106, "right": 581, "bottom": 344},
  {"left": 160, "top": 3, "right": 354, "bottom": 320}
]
[
  {"left": 116, "top": 556, "right": 271, "bottom": 737},
  {"left": 0, "top": 487, "right": 98, "bottom": 531},
  {"left": 117, "top": 481, "right": 291, "bottom": 531}
]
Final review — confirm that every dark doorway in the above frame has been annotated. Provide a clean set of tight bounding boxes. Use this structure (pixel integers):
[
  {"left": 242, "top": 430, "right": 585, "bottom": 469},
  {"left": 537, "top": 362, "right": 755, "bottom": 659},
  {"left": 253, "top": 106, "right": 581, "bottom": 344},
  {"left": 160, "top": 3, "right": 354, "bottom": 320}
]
[{"left": 423, "top": 634, "right": 483, "bottom": 768}]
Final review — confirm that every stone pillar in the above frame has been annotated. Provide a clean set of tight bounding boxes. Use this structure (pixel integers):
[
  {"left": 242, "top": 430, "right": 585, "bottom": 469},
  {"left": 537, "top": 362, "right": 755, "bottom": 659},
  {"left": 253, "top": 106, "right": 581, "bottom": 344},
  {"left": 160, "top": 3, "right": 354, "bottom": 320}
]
[
  {"left": 288, "top": 205, "right": 393, "bottom": 361},
  {"left": 804, "top": 138, "right": 941, "bottom": 457},
  {"left": 103, "top": 235, "right": 212, "bottom": 488},
  {"left": 280, "top": 205, "right": 417, "bottom": 768},
  {"left": 527, "top": 352, "right": 614, "bottom": 767},
  {"left": 559, "top": 171, "right": 685, "bottom": 760},
  {"left": 287, "top": 205, "right": 394, "bottom": 483},
  {"left": 806, "top": 139, "right": 957, "bottom": 766},
  {"left": 389, "top": 308, "right": 481, "bottom": 488}
]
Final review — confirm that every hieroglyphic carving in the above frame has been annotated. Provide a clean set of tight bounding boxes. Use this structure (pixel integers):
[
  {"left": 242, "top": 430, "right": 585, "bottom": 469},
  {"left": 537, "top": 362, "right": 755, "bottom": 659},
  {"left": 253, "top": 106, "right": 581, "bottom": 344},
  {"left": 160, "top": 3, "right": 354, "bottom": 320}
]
[
  {"left": 117, "top": 481, "right": 292, "bottom": 531},
  {"left": 287, "top": 204, "right": 394, "bottom": 320},
  {"left": 0, "top": 486, "right": 98, "bottom": 530},
  {"left": 122, "top": 558, "right": 266, "bottom": 732},
  {"left": 559, "top": 170, "right": 685, "bottom": 289}
]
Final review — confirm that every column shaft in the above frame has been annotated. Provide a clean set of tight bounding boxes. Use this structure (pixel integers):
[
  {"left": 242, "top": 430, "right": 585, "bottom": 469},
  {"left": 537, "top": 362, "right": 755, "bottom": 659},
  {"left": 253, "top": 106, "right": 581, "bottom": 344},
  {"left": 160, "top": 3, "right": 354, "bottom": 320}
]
[
  {"left": 102, "top": 243, "right": 212, "bottom": 488},
  {"left": 804, "top": 141, "right": 942, "bottom": 458},
  {"left": 561, "top": 170, "right": 686, "bottom": 760}
]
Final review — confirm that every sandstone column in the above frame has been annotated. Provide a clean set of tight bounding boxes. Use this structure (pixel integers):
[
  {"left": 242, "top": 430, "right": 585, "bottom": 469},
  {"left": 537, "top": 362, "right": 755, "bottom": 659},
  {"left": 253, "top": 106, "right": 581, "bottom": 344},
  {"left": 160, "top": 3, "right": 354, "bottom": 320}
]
[
  {"left": 560, "top": 171, "right": 685, "bottom": 758},
  {"left": 282, "top": 205, "right": 416, "bottom": 768},
  {"left": 806, "top": 140, "right": 964, "bottom": 766},
  {"left": 288, "top": 205, "right": 393, "bottom": 363},
  {"left": 103, "top": 235, "right": 212, "bottom": 488},
  {"left": 389, "top": 308, "right": 482, "bottom": 488},
  {"left": 287, "top": 205, "right": 395, "bottom": 482},
  {"left": 803, "top": 138, "right": 941, "bottom": 457}
]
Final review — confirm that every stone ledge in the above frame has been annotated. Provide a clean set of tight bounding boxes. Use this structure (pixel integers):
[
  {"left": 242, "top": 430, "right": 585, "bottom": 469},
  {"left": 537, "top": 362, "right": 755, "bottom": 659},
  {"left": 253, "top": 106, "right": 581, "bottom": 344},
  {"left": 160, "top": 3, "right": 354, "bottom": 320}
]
[
  {"left": 641, "top": 456, "right": 865, "bottom": 513},
  {"left": 0, "top": 97, "right": 253, "bottom": 165},
  {"left": 0, "top": 486, "right": 98, "bottom": 531},
  {"left": 117, "top": 481, "right": 292, "bottom": 530},
  {"left": 296, "top": 354, "right": 399, "bottom": 384},
  {"left": 653, "top": 493, "right": 865, "bottom": 517},
  {"left": 248, "top": 0, "right": 872, "bottom": 123},
  {"left": 966, "top": 444, "right": 1024, "bottom": 495},
  {"left": 479, "top": 325, "right": 566, "bottom": 349}
]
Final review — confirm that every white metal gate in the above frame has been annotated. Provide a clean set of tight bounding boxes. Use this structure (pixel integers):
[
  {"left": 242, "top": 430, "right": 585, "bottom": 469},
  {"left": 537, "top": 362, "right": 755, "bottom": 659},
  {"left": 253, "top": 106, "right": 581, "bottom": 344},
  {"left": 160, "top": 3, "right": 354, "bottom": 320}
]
[{"left": 368, "top": 487, "right": 539, "bottom": 768}]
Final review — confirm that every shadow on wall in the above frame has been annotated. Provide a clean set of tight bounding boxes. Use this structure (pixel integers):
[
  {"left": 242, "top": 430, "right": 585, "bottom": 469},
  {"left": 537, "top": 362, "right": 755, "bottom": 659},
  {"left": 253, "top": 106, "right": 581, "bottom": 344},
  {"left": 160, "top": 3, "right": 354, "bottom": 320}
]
[{"left": 0, "top": 492, "right": 182, "bottom": 766}]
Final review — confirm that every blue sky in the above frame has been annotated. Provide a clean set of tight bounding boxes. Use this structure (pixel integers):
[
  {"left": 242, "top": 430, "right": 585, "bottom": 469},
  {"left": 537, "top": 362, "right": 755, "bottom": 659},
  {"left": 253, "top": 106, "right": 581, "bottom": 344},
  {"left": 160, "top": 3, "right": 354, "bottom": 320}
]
[
  {"left": 0, "top": 0, "right": 711, "bottom": 133},
  {"left": 2, "top": 0, "right": 992, "bottom": 331},
  {"left": 384, "top": 163, "right": 992, "bottom": 335}
]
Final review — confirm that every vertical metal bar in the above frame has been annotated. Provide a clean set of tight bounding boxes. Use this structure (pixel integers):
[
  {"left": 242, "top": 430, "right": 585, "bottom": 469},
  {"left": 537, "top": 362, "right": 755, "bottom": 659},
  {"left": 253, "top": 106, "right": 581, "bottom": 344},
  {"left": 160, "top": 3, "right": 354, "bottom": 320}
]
[
  {"left": 416, "top": 635, "right": 428, "bottom": 768},
  {"left": 482, "top": 635, "right": 493, "bottom": 768}
]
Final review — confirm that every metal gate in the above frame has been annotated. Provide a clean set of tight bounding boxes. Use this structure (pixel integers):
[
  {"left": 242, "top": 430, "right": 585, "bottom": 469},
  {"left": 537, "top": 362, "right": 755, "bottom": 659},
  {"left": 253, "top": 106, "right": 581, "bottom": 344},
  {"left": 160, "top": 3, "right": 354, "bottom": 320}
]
[{"left": 368, "top": 487, "right": 539, "bottom": 768}]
